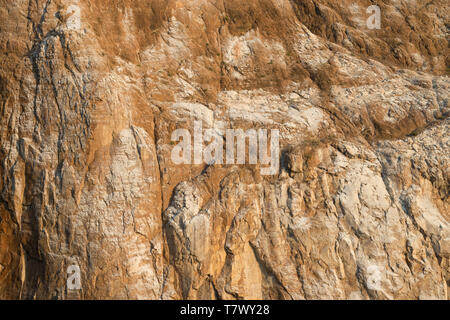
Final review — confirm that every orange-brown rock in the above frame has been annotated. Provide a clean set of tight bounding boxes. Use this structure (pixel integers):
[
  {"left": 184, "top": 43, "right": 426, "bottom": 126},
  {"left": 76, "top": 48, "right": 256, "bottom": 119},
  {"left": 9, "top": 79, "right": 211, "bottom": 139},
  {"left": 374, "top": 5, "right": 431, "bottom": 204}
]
[{"left": 0, "top": 0, "right": 448, "bottom": 299}]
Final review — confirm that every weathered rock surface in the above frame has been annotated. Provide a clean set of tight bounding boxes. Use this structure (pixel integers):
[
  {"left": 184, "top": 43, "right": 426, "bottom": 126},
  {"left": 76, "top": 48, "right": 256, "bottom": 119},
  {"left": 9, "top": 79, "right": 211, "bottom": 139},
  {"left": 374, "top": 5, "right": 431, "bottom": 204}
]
[{"left": 0, "top": 0, "right": 448, "bottom": 299}]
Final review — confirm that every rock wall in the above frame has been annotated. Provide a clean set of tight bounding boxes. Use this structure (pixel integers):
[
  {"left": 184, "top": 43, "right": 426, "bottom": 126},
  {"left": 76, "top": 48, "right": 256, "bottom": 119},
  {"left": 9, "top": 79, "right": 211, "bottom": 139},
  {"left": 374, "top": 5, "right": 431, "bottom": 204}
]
[{"left": 0, "top": 0, "right": 448, "bottom": 299}]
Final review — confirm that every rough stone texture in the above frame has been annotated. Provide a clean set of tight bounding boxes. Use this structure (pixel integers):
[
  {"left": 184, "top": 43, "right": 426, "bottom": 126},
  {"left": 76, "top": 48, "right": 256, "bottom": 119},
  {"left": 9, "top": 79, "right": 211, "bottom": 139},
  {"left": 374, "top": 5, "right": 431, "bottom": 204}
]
[{"left": 0, "top": 0, "right": 448, "bottom": 299}]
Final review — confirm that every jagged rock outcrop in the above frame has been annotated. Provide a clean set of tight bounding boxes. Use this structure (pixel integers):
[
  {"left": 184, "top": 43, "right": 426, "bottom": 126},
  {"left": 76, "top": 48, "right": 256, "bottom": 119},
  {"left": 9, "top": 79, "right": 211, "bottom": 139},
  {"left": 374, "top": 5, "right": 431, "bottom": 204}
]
[{"left": 0, "top": 0, "right": 448, "bottom": 299}]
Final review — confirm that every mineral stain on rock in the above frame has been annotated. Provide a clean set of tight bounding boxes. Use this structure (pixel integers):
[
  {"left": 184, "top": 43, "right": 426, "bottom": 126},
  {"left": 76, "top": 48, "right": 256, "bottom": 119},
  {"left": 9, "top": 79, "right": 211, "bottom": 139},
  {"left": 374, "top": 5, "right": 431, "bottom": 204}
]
[{"left": 0, "top": 0, "right": 448, "bottom": 299}]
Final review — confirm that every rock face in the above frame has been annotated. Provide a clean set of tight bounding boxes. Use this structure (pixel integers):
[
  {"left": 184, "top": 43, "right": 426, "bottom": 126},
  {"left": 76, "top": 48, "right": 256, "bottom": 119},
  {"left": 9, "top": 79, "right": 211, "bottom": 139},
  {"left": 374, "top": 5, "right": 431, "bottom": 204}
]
[{"left": 0, "top": 0, "right": 448, "bottom": 299}]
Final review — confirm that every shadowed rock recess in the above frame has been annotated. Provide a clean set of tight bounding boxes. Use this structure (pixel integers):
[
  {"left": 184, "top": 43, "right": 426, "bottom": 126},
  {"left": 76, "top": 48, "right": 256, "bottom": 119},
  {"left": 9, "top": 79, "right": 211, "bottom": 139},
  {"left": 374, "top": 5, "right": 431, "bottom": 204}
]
[{"left": 0, "top": 0, "right": 448, "bottom": 300}]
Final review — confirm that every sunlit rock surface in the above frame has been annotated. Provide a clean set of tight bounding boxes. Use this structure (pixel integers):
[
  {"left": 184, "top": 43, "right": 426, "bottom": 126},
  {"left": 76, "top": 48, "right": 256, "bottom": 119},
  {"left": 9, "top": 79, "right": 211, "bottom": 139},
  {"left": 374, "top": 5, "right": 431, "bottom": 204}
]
[{"left": 0, "top": 0, "right": 448, "bottom": 299}]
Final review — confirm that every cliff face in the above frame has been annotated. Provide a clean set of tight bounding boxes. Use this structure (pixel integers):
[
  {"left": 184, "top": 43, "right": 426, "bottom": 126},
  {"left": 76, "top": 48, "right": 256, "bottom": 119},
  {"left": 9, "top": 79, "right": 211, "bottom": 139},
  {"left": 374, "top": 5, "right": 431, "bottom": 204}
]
[{"left": 0, "top": 0, "right": 448, "bottom": 299}]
